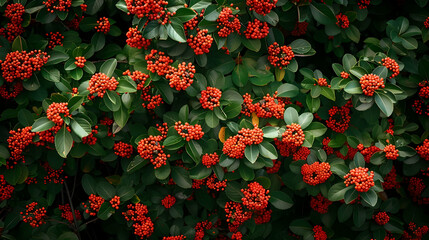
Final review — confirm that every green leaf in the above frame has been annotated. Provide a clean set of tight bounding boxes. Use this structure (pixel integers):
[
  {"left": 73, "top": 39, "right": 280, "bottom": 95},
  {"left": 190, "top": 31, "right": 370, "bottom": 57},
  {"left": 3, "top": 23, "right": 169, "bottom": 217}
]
[
  {"left": 258, "top": 141, "right": 278, "bottom": 159},
  {"left": 353, "top": 152, "right": 365, "bottom": 168},
  {"left": 304, "top": 122, "right": 327, "bottom": 137},
  {"left": 71, "top": 117, "right": 92, "bottom": 138},
  {"left": 82, "top": 174, "right": 97, "bottom": 195},
  {"left": 401, "top": 37, "right": 418, "bottom": 50},
  {"left": 245, "top": 145, "right": 259, "bottom": 163},
  {"left": 104, "top": 90, "right": 121, "bottom": 112},
  {"left": 344, "top": 80, "right": 363, "bottom": 94},
  {"left": 328, "top": 133, "right": 346, "bottom": 148},
  {"left": 360, "top": 189, "right": 378, "bottom": 207},
  {"left": 97, "top": 181, "right": 115, "bottom": 199},
  {"left": 142, "top": 21, "right": 160, "bottom": 39},
  {"left": 58, "top": 232, "right": 79, "bottom": 240},
  {"left": 117, "top": 186, "right": 135, "bottom": 202},
  {"left": 205, "top": 110, "right": 219, "bottom": 128},
  {"left": 91, "top": 32, "right": 105, "bottom": 51},
  {"left": 171, "top": 166, "right": 192, "bottom": 189},
  {"left": 55, "top": 124, "right": 73, "bottom": 158},
  {"left": 12, "top": 36, "right": 27, "bottom": 52},
  {"left": 277, "top": 83, "right": 299, "bottom": 98},
  {"left": 232, "top": 64, "right": 248, "bottom": 88},
  {"left": 115, "top": 0, "right": 128, "bottom": 12},
  {"left": 328, "top": 183, "right": 353, "bottom": 201},
  {"left": 270, "top": 191, "right": 294, "bottom": 210},
  {"left": 320, "top": 87, "right": 336, "bottom": 101},
  {"left": 186, "top": 140, "right": 203, "bottom": 163},
  {"left": 310, "top": 3, "right": 336, "bottom": 25},
  {"left": 350, "top": 66, "right": 367, "bottom": 79},
  {"left": 289, "top": 39, "right": 311, "bottom": 54},
  {"left": 225, "top": 181, "right": 244, "bottom": 202},
  {"left": 284, "top": 107, "right": 299, "bottom": 125},
  {"left": 306, "top": 95, "right": 320, "bottom": 113},
  {"left": 345, "top": 25, "right": 360, "bottom": 43},
  {"left": 344, "top": 188, "right": 359, "bottom": 204},
  {"left": 167, "top": 18, "right": 187, "bottom": 43},
  {"left": 238, "top": 165, "right": 255, "bottom": 181},
  {"left": 32, "top": 117, "right": 55, "bottom": 132},
  {"left": 298, "top": 112, "right": 313, "bottom": 129},
  {"left": 241, "top": 37, "right": 261, "bottom": 52},
  {"left": 262, "top": 126, "right": 279, "bottom": 138},
  {"left": 263, "top": 11, "right": 279, "bottom": 26},
  {"left": 174, "top": 8, "right": 197, "bottom": 22},
  {"left": 46, "top": 50, "right": 70, "bottom": 66},
  {"left": 70, "top": 68, "right": 83, "bottom": 80},
  {"left": 289, "top": 219, "right": 313, "bottom": 236},
  {"left": 100, "top": 59, "right": 117, "bottom": 77},
  {"left": 68, "top": 96, "right": 84, "bottom": 112},
  {"left": 189, "top": 164, "right": 212, "bottom": 179},
  {"left": 126, "top": 156, "right": 148, "bottom": 173},
  {"left": 375, "top": 92, "right": 394, "bottom": 116},
  {"left": 41, "top": 68, "right": 60, "bottom": 82},
  {"left": 113, "top": 103, "right": 129, "bottom": 128},
  {"left": 342, "top": 54, "right": 357, "bottom": 72},
  {"left": 97, "top": 202, "right": 115, "bottom": 220}
]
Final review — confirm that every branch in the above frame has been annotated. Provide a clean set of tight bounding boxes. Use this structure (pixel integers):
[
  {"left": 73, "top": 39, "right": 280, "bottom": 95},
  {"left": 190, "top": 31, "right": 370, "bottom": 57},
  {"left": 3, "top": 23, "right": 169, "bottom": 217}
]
[{"left": 64, "top": 183, "right": 82, "bottom": 240}]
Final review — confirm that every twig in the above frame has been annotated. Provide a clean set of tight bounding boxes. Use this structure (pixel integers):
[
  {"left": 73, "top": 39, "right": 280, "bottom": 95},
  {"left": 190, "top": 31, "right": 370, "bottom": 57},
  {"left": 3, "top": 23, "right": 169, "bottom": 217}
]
[{"left": 64, "top": 183, "right": 82, "bottom": 240}]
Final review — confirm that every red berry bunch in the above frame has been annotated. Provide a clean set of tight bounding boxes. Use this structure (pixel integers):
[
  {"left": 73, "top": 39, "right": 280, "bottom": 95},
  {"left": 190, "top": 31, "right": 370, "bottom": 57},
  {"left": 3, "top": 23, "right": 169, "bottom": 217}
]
[
  {"left": 402, "top": 222, "right": 429, "bottom": 240},
  {"left": 187, "top": 29, "right": 213, "bottom": 55},
  {"left": 46, "top": 32, "right": 64, "bottom": 49},
  {"left": 291, "top": 21, "right": 309, "bottom": 36},
  {"left": 231, "top": 232, "right": 243, "bottom": 240},
  {"left": 383, "top": 166, "right": 400, "bottom": 190},
  {"left": 145, "top": 49, "right": 173, "bottom": 76},
  {"left": 194, "top": 220, "right": 213, "bottom": 240},
  {"left": 199, "top": 87, "right": 222, "bottom": 110},
  {"left": 268, "top": 42, "right": 295, "bottom": 69},
  {"left": 412, "top": 99, "right": 429, "bottom": 116},
  {"left": 206, "top": 174, "right": 227, "bottom": 191},
  {"left": 358, "top": 0, "right": 370, "bottom": 9},
  {"left": 254, "top": 209, "right": 272, "bottom": 224},
  {"left": 217, "top": 7, "right": 241, "bottom": 38},
  {"left": 47, "top": 102, "right": 70, "bottom": 126},
  {"left": 202, "top": 153, "right": 220, "bottom": 168},
  {"left": 66, "top": 15, "right": 84, "bottom": 30},
  {"left": 163, "top": 236, "right": 186, "bottom": 240},
  {"left": 74, "top": 56, "right": 86, "bottom": 68},
  {"left": 310, "top": 194, "right": 332, "bottom": 214},
  {"left": 82, "top": 127, "right": 98, "bottom": 145},
  {"left": 166, "top": 62, "right": 196, "bottom": 91},
  {"left": 110, "top": 196, "right": 121, "bottom": 210},
  {"left": 418, "top": 81, "right": 429, "bottom": 99},
  {"left": 82, "top": 194, "right": 105, "bottom": 216},
  {"left": 301, "top": 162, "right": 332, "bottom": 186},
  {"left": 254, "top": 92, "right": 286, "bottom": 119},
  {"left": 21, "top": 202, "right": 47, "bottom": 228},
  {"left": 293, "top": 147, "right": 311, "bottom": 161},
  {"left": 316, "top": 78, "right": 330, "bottom": 87},
  {"left": 123, "top": 69, "right": 149, "bottom": 90},
  {"left": 0, "top": 3, "right": 25, "bottom": 42},
  {"left": 241, "top": 182, "right": 270, "bottom": 212},
  {"left": 184, "top": 10, "right": 205, "bottom": 31},
  {"left": 223, "top": 126, "right": 264, "bottom": 159},
  {"left": 322, "top": 137, "right": 334, "bottom": 155},
  {"left": 0, "top": 50, "right": 50, "bottom": 83},
  {"left": 382, "top": 57, "right": 400, "bottom": 78},
  {"left": 0, "top": 81, "right": 24, "bottom": 99},
  {"left": 59, "top": 204, "right": 82, "bottom": 223},
  {"left": 326, "top": 105, "right": 351, "bottom": 133},
  {"left": 161, "top": 195, "right": 176, "bottom": 208},
  {"left": 42, "top": 162, "right": 67, "bottom": 184},
  {"left": 357, "top": 144, "right": 381, "bottom": 163},
  {"left": 114, "top": 142, "right": 134, "bottom": 158},
  {"left": 425, "top": 17, "right": 429, "bottom": 29},
  {"left": 174, "top": 121, "right": 204, "bottom": 141},
  {"left": 373, "top": 212, "right": 390, "bottom": 225},
  {"left": 384, "top": 144, "right": 399, "bottom": 160},
  {"left": 7, "top": 126, "right": 36, "bottom": 167},
  {"left": 340, "top": 71, "right": 350, "bottom": 79},
  {"left": 87, "top": 73, "right": 119, "bottom": 100},
  {"left": 336, "top": 13, "right": 350, "bottom": 29},
  {"left": 344, "top": 167, "right": 375, "bottom": 192},
  {"left": 244, "top": 19, "right": 270, "bottom": 39},
  {"left": 141, "top": 87, "right": 164, "bottom": 110},
  {"left": 43, "top": 0, "right": 71, "bottom": 12},
  {"left": 360, "top": 74, "right": 385, "bottom": 96},
  {"left": 0, "top": 175, "right": 14, "bottom": 201},
  {"left": 137, "top": 135, "right": 169, "bottom": 169},
  {"left": 241, "top": 93, "right": 256, "bottom": 117},
  {"left": 282, "top": 123, "right": 305, "bottom": 147},
  {"left": 156, "top": 123, "right": 168, "bottom": 139},
  {"left": 224, "top": 201, "right": 252, "bottom": 232},
  {"left": 126, "top": 27, "right": 151, "bottom": 49},
  {"left": 417, "top": 139, "right": 429, "bottom": 161},
  {"left": 313, "top": 225, "right": 327, "bottom": 240},
  {"left": 125, "top": 0, "right": 174, "bottom": 24},
  {"left": 266, "top": 159, "right": 282, "bottom": 173},
  {"left": 246, "top": 0, "right": 278, "bottom": 15},
  {"left": 122, "top": 203, "right": 154, "bottom": 239},
  {"left": 95, "top": 17, "right": 110, "bottom": 34}
]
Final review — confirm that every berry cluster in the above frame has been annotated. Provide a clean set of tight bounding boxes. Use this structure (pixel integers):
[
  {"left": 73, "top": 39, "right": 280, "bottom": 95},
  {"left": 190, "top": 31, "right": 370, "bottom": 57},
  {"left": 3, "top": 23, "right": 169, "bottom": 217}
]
[
  {"left": 225, "top": 202, "right": 252, "bottom": 232},
  {"left": 82, "top": 127, "right": 98, "bottom": 145},
  {"left": 336, "top": 13, "right": 350, "bottom": 29},
  {"left": 0, "top": 50, "right": 50, "bottom": 83},
  {"left": 47, "top": 102, "right": 70, "bottom": 126},
  {"left": 114, "top": 142, "right": 134, "bottom": 158},
  {"left": 223, "top": 126, "right": 264, "bottom": 159},
  {"left": 46, "top": 32, "right": 64, "bottom": 49},
  {"left": 358, "top": 0, "right": 370, "bottom": 9},
  {"left": 373, "top": 212, "right": 390, "bottom": 225},
  {"left": 282, "top": 123, "right": 305, "bottom": 147},
  {"left": 174, "top": 121, "right": 204, "bottom": 141},
  {"left": 360, "top": 74, "right": 385, "bottom": 96},
  {"left": 110, "top": 196, "right": 121, "bottom": 209},
  {"left": 241, "top": 182, "right": 270, "bottom": 212},
  {"left": 301, "top": 162, "right": 332, "bottom": 185},
  {"left": 246, "top": 0, "right": 278, "bottom": 15},
  {"left": 425, "top": 17, "right": 429, "bottom": 29},
  {"left": 199, "top": 87, "right": 222, "bottom": 110},
  {"left": 383, "top": 166, "right": 400, "bottom": 190},
  {"left": 66, "top": 15, "right": 84, "bottom": 30},
  {"left": 266, "top": 159, "right": 282, "bottom": 173},
  {"left": 293, "top": 147, "right": 311, "bottom": 161},
  {"left": 217, "top": 7, "right": 241, "bottom": 38},
  {"left": 194, "top": 220, "right": 213, "bottom": 240},
  {"left": 43, "top": 0, "right": 72, "bottom": 12},
  {"left": 82, "top": 194, "right": 105, "bottom": 216},
  {"left": 95, "top": 17, "right": 110, "bottom": 34},
  {"left": 268, "top": 42, "right": 295, "bottom": 69},
  {"left": 291, "top": 21, "right": 309, "bottom": 36},
  {"left": 206, "top": 174, "right": 227, "bottom": 191},
  {"left": 42, "top": 162, "right": 67, "bottom": 184},
  {"left": 184, "top": 9, "right": 205, "bottom": 31},
  {"left": 231, "top": 232, "right": 243, "bottom": 240},
  {"left": 137, "top": 135, "right": 169, "bottom": 168},
  {"left": 412, "top": 99, "right": 429, "bottom": 116},
  {"left": 322, "top": 137, "right": 334, "bottom": 155},
  {"left": 0, "top": 81, "right": 23, "bottom": 99},
  {"left": 123, "top": 203, "right": 154, "bottom": 239},
  {"left": 310, "top": 194, "right": 332, "bottom": 214},
  {"left": 163, "top": 236, "right": 186, "bottom": 240},
  {"left": 326, "top": 105, "right": 351, "bottom": 133},
  {"left": 145, "top": 49, "right": 173, "bottom": 76},
  {"left": 126, "top": 27, "right": 151, "bottom": 49},
  {"left": 244, "top": 19, "right": 270, "bottom": 39},
  {"left": 125, "top": 0, "right": 174, "bottom": 24},
  {"left": 344, "top": 167, "right": 375, "bottom": 192},
  {"left": 202, "top": 153, "right": 219, "bottom": 168},
  {"left": 382, "top": 57, "right": 400, "bottom": 78},
  {"left": 384, "top": 144, "right": 399, "bottom": 160},
  {"left": 357, "top": 144, "right": 381, "bottom": 163},
  {"left": 402, "top": 222, "right": 429, "bottom": 239},
  {"left": 59, "top": 204, "right": 82, "bottom": 223},
  {"left": 166, "top": 62, "right": 196, "bottom": 91},
  {"left": 161, "top": 195, "right": 176, "bottom": 208},
  {"left": 417, "top": 139, "right": 429, "bottom": 160},
  {"left": 0, "top": 3, "right": 25, "bottom": 42},
  {"left": 87, "top": 73, "right": 119, "bottom": 100},
  {"left": 187, "top": 29, "right": 213, "bottom": 55},
  {"left": 340, "top": 71, "right": 350, "bottom": 79},
  {"left": 313, "top": 225, "right": 327, "bottom": 240},
  {"left": 74, "top": 56, "right": 86, "bottom": 68},
  {"left": 418, "top": 81, "right": 429, "bottom": 99},
  {"left": 241, "top": 92, "right": 288, "bottom": 119},
  {"left": 7, "top": 126, "right": 36, "bottom": 167},
  {"left": 123, "top": 69, "right": 149, "bottom": 90},
  {"left": 21, "top": 202, "right": 47, "bottom": 228},
  {"left": 0, "top": 175, "right": 14, "bottom": 201}
]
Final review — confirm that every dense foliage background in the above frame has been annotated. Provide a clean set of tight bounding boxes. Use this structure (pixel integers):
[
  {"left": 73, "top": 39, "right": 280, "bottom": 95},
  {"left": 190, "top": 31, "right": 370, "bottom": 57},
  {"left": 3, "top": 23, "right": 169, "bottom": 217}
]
[{"left": 0, "top": 0, "right": 429, "bottom": 239}]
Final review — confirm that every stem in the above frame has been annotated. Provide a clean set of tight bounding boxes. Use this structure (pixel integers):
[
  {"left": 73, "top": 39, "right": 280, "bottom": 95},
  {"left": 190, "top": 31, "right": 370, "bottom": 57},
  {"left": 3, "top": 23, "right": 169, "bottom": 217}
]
[{"left": 64, "top": 183, "right": 82, "bottom": 240}]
